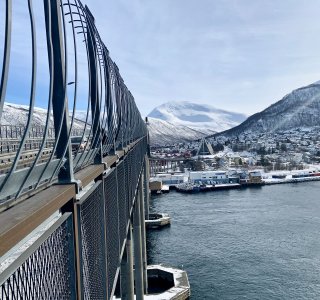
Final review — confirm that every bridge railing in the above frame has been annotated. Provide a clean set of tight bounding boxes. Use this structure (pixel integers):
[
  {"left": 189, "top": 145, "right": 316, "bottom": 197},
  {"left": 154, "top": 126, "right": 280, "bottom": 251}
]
[
  {"left": 0, "top": 0, "right": 147, "bottom": 205},
  {"left": 0, "top": 126, "right": 55, "bottom": 140},
  {"left": 0, "top": 136, "right": 149, "bottom": 299},
  {"left": 0, "top": 1, "right": 152, "bottom": 299},
  {"left": 0, "top": 213, "right": 77, "bottom": 299}
]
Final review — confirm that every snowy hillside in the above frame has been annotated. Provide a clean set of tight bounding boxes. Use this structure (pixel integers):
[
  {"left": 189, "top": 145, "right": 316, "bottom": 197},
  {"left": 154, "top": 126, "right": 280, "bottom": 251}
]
[
  {"left": 1, "top": 103, "right": 86, "bottom": 129},
  {"left": 148, "top": 101, "right": 247, "bottom": 134},
  {"left": 1, "top": 104, "right": 200, "bottom": 146},
  {"left": 217, "top": 81, "right": 320, "bottom": 137},
  {"left": 147, "top": 117, "right": 208, "bottom": 146}
]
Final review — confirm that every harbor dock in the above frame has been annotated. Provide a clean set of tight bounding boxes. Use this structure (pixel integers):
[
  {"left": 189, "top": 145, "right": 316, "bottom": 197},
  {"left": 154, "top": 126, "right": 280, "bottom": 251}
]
[{"left": 150, "top": 169, "right": 320, "bottom": 195}]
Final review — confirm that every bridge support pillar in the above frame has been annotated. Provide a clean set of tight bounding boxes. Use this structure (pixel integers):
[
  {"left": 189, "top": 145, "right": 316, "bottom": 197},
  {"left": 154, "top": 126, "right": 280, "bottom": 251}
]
[
  {"left": 120, "top": 224, "right": 134, "bottom": 300},
  {"left": 139, "top": 173, "right": 148, "bottom": 294},
  {"left": 133, "top": 181, "right": 145, "bottom": 300}
]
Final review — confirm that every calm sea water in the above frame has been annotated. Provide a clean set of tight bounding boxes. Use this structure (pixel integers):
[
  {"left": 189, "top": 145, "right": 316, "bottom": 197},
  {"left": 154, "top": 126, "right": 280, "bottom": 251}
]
[{"left": 147, "top": 182, "right": 320, "bottom": 300}]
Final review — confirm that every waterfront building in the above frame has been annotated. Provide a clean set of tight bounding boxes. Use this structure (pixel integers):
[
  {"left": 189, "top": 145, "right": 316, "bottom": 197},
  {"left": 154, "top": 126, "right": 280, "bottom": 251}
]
[{"left": 189, "top": 171, "right": 229, "bottom": 184}]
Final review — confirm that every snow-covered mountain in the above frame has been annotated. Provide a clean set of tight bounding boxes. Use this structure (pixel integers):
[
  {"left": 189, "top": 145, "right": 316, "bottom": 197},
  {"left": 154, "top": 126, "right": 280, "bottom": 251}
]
[
  {"left": 217, "top": 81, "right": 320, "bottom": 137},
  {"left": 147, "top": 117, "right": 208, "bottom": 146},
  {"left": 1, "top": 103, "right": 86, "bottom": 129},
  {"left": 148, "top": 101, "right": 247, "bottom": 134},
  {"left": 1, "top": 103, "right": 201, "bottom": 146}
]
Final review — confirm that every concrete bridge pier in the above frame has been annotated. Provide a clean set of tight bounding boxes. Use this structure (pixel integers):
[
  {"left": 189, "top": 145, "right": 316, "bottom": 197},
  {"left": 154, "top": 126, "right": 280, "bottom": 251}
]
[{"left": 120, "top": 224, "right": 134, "bottom": 300}]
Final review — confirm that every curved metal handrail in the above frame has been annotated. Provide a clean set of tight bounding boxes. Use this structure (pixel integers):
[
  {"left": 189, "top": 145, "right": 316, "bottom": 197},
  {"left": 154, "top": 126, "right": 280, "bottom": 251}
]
[{"left": 0, "top": 0, "right": 148, "bottom": 204}]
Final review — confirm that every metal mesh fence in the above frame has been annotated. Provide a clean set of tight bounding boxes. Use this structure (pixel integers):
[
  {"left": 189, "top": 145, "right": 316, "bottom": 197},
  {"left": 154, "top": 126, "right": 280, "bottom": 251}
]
[
  {"left": 77, "top": 181, "right": 107, "bottom": 300},
  {"left": 104, "top": 169, "right": 120, "bottom": 299},
  {"left": 123, "top": 156, "right": 131, "bottom": 221},
  {"left": 117, "top": 161, "right": 128, "bottom": 253},
  {"left": 144, "top": 155, "right": 150, "bottom": 219},
  {"left": 0, "top": 214, "right": 76, "bottom": 300},
  {"left": 126, "top": 152, "right": 133, "bottom": 217},
  {"left": 0, "top": 137, "right": 149, "bottom": 300},
  {"left": 131, "top": 149, "right": 136, "bottom": 199}
]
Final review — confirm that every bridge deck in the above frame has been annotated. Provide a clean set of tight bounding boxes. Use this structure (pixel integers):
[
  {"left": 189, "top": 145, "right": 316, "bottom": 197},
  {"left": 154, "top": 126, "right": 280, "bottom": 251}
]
[{"left": 0, "top": 138, "right": 143, "bottom": 257}]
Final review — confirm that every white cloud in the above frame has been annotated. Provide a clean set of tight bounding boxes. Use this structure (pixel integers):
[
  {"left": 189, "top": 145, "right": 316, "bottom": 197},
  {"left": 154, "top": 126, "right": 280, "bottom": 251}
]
[{"left": 2, "top": 0, "right": 320, "bottom": 118}]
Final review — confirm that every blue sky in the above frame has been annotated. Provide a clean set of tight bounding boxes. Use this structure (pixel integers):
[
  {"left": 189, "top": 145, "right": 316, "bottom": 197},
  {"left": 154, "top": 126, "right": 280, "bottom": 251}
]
[
  {"left": 2, "top": 1, "right": 320, "bottom": 117},
  {"left": 83, "top": 0, "right": 320, "bottom": 116}
]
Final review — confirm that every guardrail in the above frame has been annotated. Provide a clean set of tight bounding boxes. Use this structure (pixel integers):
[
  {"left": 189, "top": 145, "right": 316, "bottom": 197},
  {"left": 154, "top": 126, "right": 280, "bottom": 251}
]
[
  {"left": 0, "top": 0, "right": 148, "bottom": 204},
  {"left": 0, "top": 1, "right": 154, "bottom": 299},
  {"left": 0, "top": 0, "right": 155, "bottom": 299},
  {"left": 0, "top": 213, "right": 77, "bottom": 299},
  {"left": 0, "top": 136, "right": 150, "bottom": 299},
  {"left": 0, "top": 126, "right": 55, "bottom": 139}
]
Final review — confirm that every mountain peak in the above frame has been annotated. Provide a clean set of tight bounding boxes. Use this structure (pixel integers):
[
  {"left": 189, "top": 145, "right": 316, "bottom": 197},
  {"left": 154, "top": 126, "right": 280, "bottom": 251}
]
[
  {"left": 217, "top": 81, "right": 320, "bottom": 137},
  {"left": 148, "top": 101, "right": 247, "bottom": 133},
  {"left": 147, "top": 117, "right": 208, "bottom": 146}
]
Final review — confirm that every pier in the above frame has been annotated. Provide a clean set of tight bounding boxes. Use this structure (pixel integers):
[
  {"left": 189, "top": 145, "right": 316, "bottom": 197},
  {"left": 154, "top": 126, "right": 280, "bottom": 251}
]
[{"left": 149, "top": 165, "right": 320, "bottom": 195}]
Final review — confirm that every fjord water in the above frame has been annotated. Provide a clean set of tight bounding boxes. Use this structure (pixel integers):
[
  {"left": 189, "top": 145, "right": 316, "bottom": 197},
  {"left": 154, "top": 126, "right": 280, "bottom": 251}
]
[{"left": 147, "top": 182, "right": 320, "bottom": 299}]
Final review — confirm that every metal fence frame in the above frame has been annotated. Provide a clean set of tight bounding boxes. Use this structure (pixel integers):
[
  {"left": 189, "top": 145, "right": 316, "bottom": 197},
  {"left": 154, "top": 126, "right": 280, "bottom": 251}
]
[
  {"left": 0, "top": 213, "right": 77, "bottom": 300},
  {"left": 76, "top": 180, "right": 107, "bottom": 300},
  {"left": 0, "top": 0, "right": 147, "bottom": 205},
  {"left": 0, "top": 1, "right": 150, "bottom": 298},
  {"left": 0, "top": 136, "right": 149, "bottom": 300}
]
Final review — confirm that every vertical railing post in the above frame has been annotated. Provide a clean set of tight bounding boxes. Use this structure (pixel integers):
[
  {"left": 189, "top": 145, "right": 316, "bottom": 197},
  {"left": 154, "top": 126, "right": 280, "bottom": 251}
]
[
  {"left": 60, "top": 198, "right": 82, "bottom": 300},
  {"left": 144, "top": 155, "right": 150, "bottom": 220},
  {"left": 120, "top": 224, "right": 134, "bottom": 300},
  {"left": 101, "top": 178, "right": 110, "bottom": 299},
  {"left": 85, "top": 6, "right": 102, "bottom": 164},
  {"left": 139, "top": 173, "right": 148, "bottom": 294},
  {"left": 133, "top": 182, "right": 144, "bottom": 300},
  {"left": 0, "top": 0, "right": 12, "bottom": 120},
  {"left": 44, "top": 0, "right": 74, "bottom": 183}
]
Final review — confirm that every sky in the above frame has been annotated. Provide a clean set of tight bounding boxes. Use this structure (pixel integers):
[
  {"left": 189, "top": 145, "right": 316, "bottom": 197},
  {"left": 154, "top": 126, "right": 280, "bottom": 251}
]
[
  {"left": 82, "top": 0, "right": 320, "bottom": 117},
  {"left": 2, "top": 1, "right": 320, "bottom": 117}
]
